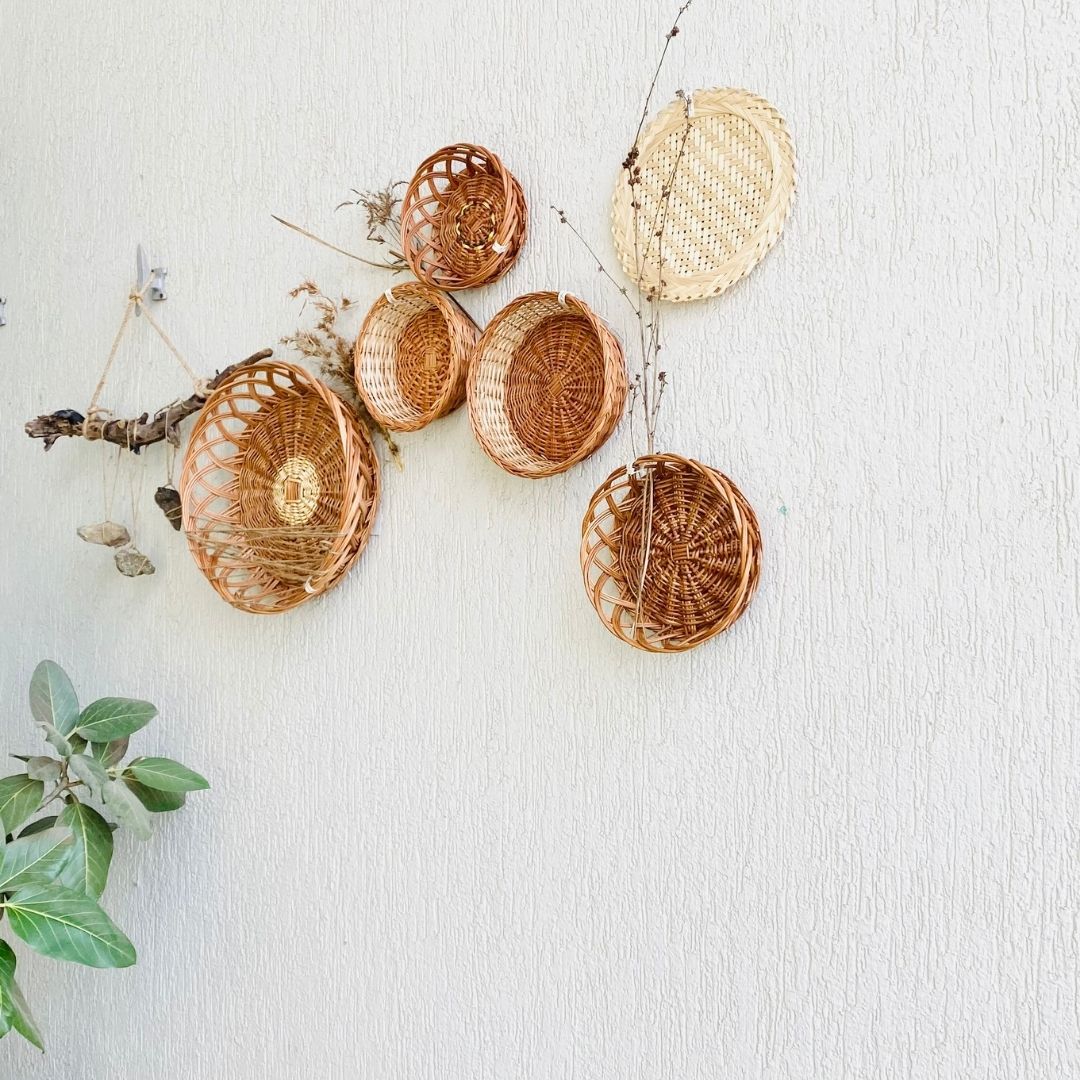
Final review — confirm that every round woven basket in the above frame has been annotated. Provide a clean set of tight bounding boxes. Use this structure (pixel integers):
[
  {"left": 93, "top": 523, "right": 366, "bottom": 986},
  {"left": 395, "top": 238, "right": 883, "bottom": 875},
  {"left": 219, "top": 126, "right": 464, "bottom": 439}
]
[
  {"left": 467, "top": 291, "right": 627, "bottom": 478},
  {"left": 179, "top": 360, "right": 380, "bottom": 614},
  {"left": 580, "top": 454, "right": 761, "bottom": 652},
  {"left": 354, "top": 282, "right": 480, "bottom": 431},
  {"left": 612, "top": 87, "right": 796, "bottom": 302},
  {"left": 400, "top": 144, "right": 527, "bottom": 290}
]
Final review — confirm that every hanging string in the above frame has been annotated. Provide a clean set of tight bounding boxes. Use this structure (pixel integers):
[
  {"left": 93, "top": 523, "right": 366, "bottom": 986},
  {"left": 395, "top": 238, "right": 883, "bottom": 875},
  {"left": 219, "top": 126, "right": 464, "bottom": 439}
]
[{"left": 83, "top": 277, "right": 206, "bottom": 436}]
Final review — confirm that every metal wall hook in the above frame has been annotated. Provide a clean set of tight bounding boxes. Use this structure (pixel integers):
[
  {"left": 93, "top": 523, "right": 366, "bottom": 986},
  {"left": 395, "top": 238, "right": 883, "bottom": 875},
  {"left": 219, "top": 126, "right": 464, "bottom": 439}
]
[
  {"left": 135, "top": 244, "right": 167, "bottom": 315},
  {"left": 0, "top": 298, "right": 7, "bottom": 327}
]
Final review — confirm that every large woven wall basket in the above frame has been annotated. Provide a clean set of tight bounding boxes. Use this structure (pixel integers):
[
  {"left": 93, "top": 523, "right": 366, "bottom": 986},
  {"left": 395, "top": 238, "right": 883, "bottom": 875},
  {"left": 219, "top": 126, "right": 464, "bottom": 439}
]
[
  {"left": 467, "top": 291, "right": 627, "bottom": 478},
  {"left": 612, "top": 87, "right": 796, "bottom": 302},
  {"left": 179, "top": 360, "right": 380, "bottom": 614},
  {"left": 580, "top": 454, "right": 761, "bottom": 652},
  {"left": 354, "top": 282, "right": 480, "bottom": 431},
  {"left": 400, "top": 143, "right": 527, "bottom": 290}
]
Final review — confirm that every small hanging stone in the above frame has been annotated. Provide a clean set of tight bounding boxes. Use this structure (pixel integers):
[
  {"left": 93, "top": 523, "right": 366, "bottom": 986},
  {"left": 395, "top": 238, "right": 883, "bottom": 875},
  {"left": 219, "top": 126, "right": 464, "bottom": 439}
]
[
  {"left": 114, "top": 543, "right": 155, "bottom": 577},
  {"left": 77, "top": 521, "right": 131, "bottom": 548},
  {"left": 154, "top": 485, "right": 183, "bottom": 531}
]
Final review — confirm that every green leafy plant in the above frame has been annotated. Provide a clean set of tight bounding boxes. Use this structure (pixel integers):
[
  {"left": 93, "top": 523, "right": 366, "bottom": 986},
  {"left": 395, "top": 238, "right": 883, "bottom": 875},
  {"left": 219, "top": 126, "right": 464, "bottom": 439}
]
[{"left": 0, "top": 661, "right": 207, "bottom": 1050}]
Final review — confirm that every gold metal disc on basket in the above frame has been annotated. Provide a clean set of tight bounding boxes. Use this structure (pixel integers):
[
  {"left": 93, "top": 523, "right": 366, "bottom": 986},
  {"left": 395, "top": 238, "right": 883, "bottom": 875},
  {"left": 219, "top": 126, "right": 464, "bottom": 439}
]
[
  {"left": 612, "top": 87, "right": 796, "bottom": 302},
  {"left": 179, "top": 361, "right": 380, "bottom": 614}
]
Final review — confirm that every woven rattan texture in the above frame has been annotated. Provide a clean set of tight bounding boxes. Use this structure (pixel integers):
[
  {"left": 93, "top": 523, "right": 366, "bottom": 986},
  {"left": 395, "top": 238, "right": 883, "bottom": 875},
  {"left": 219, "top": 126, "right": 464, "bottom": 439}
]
[
  {"left": 179, "top": 361, "right": 380, "bottom": 614},
  {"left": 581, "top": 454, "right": 761, "bottom": 652},
  {"left": 354, "top": 282, "right": 480, "bottom": 432},
  {"left": 401, "top": 144, "right": 527, "bottom": 290},
  {"left": 467, "top": 292, "right": 627, "bottom": 478},
  {"left": 612, "top": 87, "right": 796, "bottom": 302}
]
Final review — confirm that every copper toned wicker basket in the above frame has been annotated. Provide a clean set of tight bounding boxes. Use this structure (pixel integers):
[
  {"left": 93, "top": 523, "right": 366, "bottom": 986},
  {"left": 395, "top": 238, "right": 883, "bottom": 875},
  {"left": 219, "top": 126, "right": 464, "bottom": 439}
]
[
  {"left": 612, "top": 88, "right": 796, "bottom": 302},
  {"left": 400, "top": 144, "right": 527, "bottom": 290},
  {"left": 467, "top": 291, "right": 627, "bottom": 478},
  {"left": 581, "top": 454, "right": 761, "bottom": 652},
  {"left": 354, "top": 282, "right": 480, "bottom": 431},
  {"left": 179, "top": 360, "right": 380, "bottom": 614}
]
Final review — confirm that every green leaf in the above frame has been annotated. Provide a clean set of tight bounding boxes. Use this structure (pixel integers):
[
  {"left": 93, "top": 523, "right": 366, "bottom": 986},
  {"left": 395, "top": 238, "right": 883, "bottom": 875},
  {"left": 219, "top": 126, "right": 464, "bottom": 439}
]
[
  {"left": 68, "top": 734, "right": 87, "bottom": 756},
  {"left": 91, "top": 738, "right": 129, "bottom": 768},
  {"left": 75, "top": 698, "right": 156, "bottom": 743},
  {"left": 24, "top": 757, "right": 60, "bottom": 783},
  {"left": 124, "top": 779, "right": 185, "bottom": 814},
  {"left": 4, "top": 884, "right": 135, "bottom": 968},
  {"left": 57, "top": 803, "right": 112, "bottom": 900},
  {"left": 103, "top": 780, "right": 152, "bottom": 839},
  {"left": 0, "top": 828, "right": 73, "bottom": 892},
  {"left": 37, "top": 723, "right": 72, "bottom": 759},
  {"left": 0, "top": 777, "right": 44, "bottom": 836},
  {"left": 0, "top": 940, "right": 43, "bottom": 1050},
  {"left": 125, "top": 757, "right": 208, "bottom": 793},
  {"left": 29, "top": 661, "right": 79, "bottom": 737},
  {"left": 17, "top": 817, "right": 56, "bottom": 839},
  {"left": 68, "top": 755, "right": 108, "bottom": 802}
]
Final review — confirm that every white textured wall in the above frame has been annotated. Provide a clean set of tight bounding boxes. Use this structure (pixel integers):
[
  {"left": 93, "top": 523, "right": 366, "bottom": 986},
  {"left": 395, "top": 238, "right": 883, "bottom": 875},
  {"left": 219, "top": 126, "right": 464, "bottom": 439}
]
[{"left": 1, "top": 1, "right": 1077, "bottom": 1076}]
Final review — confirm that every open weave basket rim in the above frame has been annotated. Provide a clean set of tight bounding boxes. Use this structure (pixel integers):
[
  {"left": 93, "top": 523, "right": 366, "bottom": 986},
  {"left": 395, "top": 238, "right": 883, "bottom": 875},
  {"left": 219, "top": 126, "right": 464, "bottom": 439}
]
[
  {"left": 466, "top": 290, "right": 627, "bottom": 478},
  {"left": 400, "top": 143, "right": 527, "bottom": 291},
  {"left": 611, "top": 87, "right": 796, "bottom": 303},
  {"left": 179, "top": 360, "right": 380, "bottom": 614},
  {"left": 580, "top": 453, "right": 761, "bottom": 652},
  {"left": 353, "top": 281, "right": 479, "bottom": 432}
]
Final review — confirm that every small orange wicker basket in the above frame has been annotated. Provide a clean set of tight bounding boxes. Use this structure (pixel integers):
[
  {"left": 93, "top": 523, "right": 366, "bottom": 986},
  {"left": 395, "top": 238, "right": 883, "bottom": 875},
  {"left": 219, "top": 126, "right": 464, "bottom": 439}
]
[
  {"left": 354, "top": 282, "right": 480, "bottom": 432},
  {"left": 179, "top": 360, "right": 380, "bottom": 614},
  {"left": 581, "top": 454, "right": 761, "bottom": 652},
  {"left": 467, "top": 291, "right": 627, "bottom": 478},
  {"left": 400, "top": 144, "right": 527, "bottom": 290}
]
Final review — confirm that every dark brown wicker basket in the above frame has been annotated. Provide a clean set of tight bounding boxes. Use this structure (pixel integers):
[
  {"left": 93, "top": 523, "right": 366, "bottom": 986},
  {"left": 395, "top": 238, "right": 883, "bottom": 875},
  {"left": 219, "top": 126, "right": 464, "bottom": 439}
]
[
  {"left": 581, "top": 454, "right": 761, "bottom": 651},
  {"left": 400, "top": 144, "right": 526, "bottom": 290}
]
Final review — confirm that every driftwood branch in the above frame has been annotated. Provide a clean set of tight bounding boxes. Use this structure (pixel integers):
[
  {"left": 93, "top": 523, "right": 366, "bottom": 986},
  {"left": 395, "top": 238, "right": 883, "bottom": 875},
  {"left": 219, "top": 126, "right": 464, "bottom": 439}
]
[{"left": 25, "top": 349, "right": 274, "bottom": 452}]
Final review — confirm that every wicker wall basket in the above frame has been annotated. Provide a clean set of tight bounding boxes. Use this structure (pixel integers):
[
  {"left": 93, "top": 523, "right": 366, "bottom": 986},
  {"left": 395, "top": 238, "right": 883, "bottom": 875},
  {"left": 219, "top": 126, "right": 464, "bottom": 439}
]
[
  {"left": 400, "top": 144, "right": 527, "bottom": 290},
  {"left": 467, "top": 291, "right": 627, "bottom": 478},
  {"left": 612, "top": 87, "right": 796, "bottom": 302},
  {"left": 581, "top": 454, "right": 761, "bottom": 652},
  {"left": 354, "top": 282, "right": 480, "bottom": 431},
  {"left": 179, "top": 361, "right": 380, "bottom": 614}
]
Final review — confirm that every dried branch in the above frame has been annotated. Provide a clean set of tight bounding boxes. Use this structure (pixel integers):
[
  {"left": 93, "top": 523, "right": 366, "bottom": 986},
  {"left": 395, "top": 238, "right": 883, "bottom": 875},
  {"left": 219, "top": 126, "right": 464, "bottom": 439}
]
[
  {"left": 24, "top": 349, "right": 274, "bottom": 452},
  {"left": 273, "top": 182, "right": 410, "bottom": 272}
]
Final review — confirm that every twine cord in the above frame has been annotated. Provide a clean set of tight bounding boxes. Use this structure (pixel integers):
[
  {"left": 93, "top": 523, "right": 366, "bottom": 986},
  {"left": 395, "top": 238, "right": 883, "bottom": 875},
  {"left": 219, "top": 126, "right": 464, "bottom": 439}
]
[{"left": 84, "top": 279, "right": 204, "bottom": 434}]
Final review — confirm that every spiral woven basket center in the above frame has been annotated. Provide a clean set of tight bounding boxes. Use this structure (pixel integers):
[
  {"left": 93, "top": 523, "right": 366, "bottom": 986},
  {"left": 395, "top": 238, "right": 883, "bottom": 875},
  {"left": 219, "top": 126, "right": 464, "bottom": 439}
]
[
  {"left": 396, "top": 306, "right": 451, "bottom": 413},
  {"left": 438, "top": 173, "right": 503, "bottom": 270},
  {"left": 446, "top": 179, "right": 500, "bottom": 254},
  {"left": 504, "top": 312, "right": 606, "bottom": 464},
  {"left": 618, "top": 467, "right": 747, "bottom": 631},
  {"left": 272, "top": 456, "right": 321, "bottom": 526}
]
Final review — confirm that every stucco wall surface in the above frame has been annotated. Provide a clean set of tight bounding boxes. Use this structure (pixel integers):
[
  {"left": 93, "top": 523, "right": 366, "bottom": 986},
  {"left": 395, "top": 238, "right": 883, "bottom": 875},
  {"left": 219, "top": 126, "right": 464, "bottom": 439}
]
[{"left": 0, "top": 1, "right": 1077, "bottom": 1077}]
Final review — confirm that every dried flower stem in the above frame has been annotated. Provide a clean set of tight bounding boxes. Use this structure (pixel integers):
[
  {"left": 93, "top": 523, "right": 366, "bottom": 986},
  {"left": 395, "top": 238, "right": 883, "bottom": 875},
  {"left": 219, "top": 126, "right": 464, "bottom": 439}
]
[
  {"left": 553, "top": 2, "right": 694, "bottom": 632},
  {"left": 281, "top": 282, "right": 402, "bottom": 468},
  {"left": 273, "top": 182, "right": 410, "bottom": 272}
]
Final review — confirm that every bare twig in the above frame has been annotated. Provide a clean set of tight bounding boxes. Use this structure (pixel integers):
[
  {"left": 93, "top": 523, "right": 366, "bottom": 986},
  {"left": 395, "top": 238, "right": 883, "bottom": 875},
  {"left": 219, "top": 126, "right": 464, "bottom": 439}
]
[{"left": 25, "top": 349, "right": 274, "bottom": 452}]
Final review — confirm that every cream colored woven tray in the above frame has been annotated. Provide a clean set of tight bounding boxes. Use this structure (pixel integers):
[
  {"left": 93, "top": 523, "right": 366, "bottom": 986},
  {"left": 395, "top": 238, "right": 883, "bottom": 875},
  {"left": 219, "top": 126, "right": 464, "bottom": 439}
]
[{"left": 612, "top": 87, "right": 795, "bottom": 302}]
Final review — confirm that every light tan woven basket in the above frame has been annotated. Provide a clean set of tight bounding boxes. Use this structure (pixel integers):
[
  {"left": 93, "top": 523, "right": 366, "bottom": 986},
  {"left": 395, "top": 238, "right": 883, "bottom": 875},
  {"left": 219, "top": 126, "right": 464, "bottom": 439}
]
[
  {"left": 179, "top": 360, "right": 380, "bottom": 614},
  {"left": 581, "top": 454, "right": 761, "bottom": 652},
  {"left": 400, "top": 144, "right": 527, "bottom": 290},
  {"left": 612, "top": 87, "right": 796, "bottom": 302},
  {"left": 467, "top": 291, "right": 627, "bottom": 478},
  {"left": 354, "top": 282, "right": 480, "bottom": 432}
]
